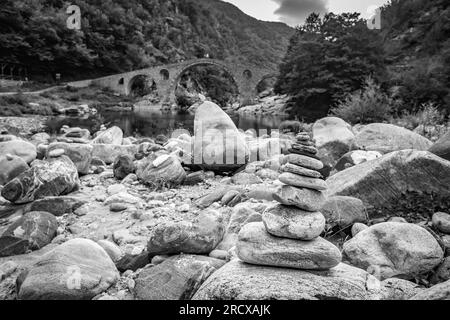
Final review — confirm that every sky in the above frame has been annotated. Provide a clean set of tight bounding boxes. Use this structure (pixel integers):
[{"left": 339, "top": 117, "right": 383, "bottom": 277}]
[{"left": 223, "top": 0, "right": 390, "bottom": 26}]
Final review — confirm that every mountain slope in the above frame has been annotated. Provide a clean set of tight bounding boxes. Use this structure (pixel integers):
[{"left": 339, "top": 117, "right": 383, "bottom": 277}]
[{"left": 0, "top": 0, "right": 293, "bottom": 82}]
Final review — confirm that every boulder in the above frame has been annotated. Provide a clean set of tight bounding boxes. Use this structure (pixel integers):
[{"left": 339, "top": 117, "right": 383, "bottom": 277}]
[
  {"left": 134, "top": 255, "right": 225, "bottom": 300},
  {"left": 354, "top": 123, "right": 432, "bottom": 154},
  {"left": 136, "top": 154, "right": 186, "bottom": 187},
  {"left": 327, "top": 150, "right": 450, "bottom": 211},
  {"left": 410, "top": 280, "right": 450, "bottom": 300},
  {"left": 0, "top": 140, "right": 37, "bottom": 164},
  {"left": 0, "top": 211, "right": 58, "bottom": 257},
  {"left": 429, "top": 130, "right": 450, "bottom": 161},
  {"left": 431, "top": 257, "right": 450, "bottom": 284},
  {"left": 0, "top": 155, "right": 29, "bottom": 186},
  {"left": 46, "top": 142, "right": 93, "bottom": 175},
  {"left": 113, "top": 155, "right": 136, "bottom": 180},
  {"left": 262, "top": 204, "right": 325, "bottom": 240},
  {"left": 92, "top": 126, "right": 123, "bottom": 145},
  {"left": 96, "top": 240, "right": 122, "bottom": 262},
  {"left": 147, "top": 210, "right": 225, "bottom": 255},
  {"left": 381, "top": 278, "right": 423, "bottom": 300},
  {"left": 193, "top": 260, "right": 383, "bottom": 300},
  {"left": 29, "top": 196, "right": 87, "bottom": 217},
  {"left": 1, "top": 156, "right": 80, "bottom": 204},
  {"left": 313, "top": 117, "right": 356, "bottom": 175},
  {"left": 237, "top": 222, "right": 341, "bottom": 270},
  {"left": 334, "top": 150, "right": 382, "bottom": 172},
  {"left": 321, "top": 196, "right": 368, "bottom": 229},
  {"left": 343, "top": 222, "right": 444, "bottom": 280},
  {"left": 432, "top": 212, "right": 450, "bottom": 234},
  {"left": 192, "top": 102, "right": 249, "bottom": 172},
  {"left": 217, "top": 203, "right": 262, "bottom": 251},
  {"left": 313, "top": 117, "right": 355, "bottom": 149},
  {"left": 91, "top": 144, "right": 138, "bottom": 164},
  {"left": 17, "top": 238, "right": 119, "bottom": 300}
]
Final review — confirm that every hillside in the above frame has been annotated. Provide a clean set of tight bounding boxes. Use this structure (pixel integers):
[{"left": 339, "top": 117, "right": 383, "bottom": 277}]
[
  {"left": 0, "top": 0, "right": 293, "bottom": 83},
  {"left": 380, "top": 0, "right": 450, "bottom": 111}
]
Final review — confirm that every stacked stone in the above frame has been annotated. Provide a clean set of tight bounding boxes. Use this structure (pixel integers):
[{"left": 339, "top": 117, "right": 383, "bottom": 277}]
[{"left": 236, "top": 132, "right": 342, "bottom": 271}]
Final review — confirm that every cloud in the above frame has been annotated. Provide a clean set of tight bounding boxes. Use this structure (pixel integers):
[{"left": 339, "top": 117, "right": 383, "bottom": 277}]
[{"left": 272, "top": 0, "right": 329, "bottom": 26}]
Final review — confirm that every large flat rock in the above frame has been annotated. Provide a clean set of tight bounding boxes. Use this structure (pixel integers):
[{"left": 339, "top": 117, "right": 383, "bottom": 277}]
[
  {"left": 326, "top": 150, "right": 450, "bottom": 210},
  {"left": 192, "top": 260, "right": 383, "bottom": 300}
]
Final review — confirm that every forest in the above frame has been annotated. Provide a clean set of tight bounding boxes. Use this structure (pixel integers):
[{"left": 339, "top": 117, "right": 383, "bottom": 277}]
[
  {"left": 275, "top": 0, "right": 450, "bottom": 121},
  {"left": 0, "top": 0, "right": 293, "bottom": 82}
]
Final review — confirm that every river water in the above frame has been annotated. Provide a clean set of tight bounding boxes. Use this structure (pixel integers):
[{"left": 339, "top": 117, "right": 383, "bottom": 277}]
[{"left": 45, "top": 104, "right": 290, "bottom": 138}]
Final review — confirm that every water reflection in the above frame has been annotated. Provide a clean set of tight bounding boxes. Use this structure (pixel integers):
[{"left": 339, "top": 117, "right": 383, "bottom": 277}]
[{"left": 46, "top": 104, "right": 290, "bottom": 138}]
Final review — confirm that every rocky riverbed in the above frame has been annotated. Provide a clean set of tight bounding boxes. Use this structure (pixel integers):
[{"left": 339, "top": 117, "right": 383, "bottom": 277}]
[{"left": 0, "top": 101, "right": 450, "bottom": 300}]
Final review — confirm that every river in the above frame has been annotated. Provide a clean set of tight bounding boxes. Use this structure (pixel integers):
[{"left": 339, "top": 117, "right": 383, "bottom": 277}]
[{"left": 45, "top": 104, "right": 290, "bottom": 138}]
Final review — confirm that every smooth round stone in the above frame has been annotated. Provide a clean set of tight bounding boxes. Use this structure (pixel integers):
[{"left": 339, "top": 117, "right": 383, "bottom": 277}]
[
  {"left": 296, "top": 133, "right": 311, "bottom": 141},
  {"left": 281, "top": 163, "right": 322, "bottom": 179},
  {"left": 288, "top": 149, "right": 321, "bottom": 159},
  {"left": 291, "top": 143, "right": 318, "bottom": 155},
  {"left": 237, "top": 222, "right": 342, "bottom": 270},
  {"left": 286, "top": 154, "right": 324, "bottom": 170},
  {"left": 279, "top": 172, "right": 327, "bottom": 191},
  {"left": 295, "top": 139, "right": 315, "bottom": 146},
  {"left": 273, "top": 185, "right": 325, "bottom": 212},
  {"left": 433, "top": 212, "right": 450, "bottom": 234},
  {"left": 263, "top": 204, "right": 325, "bottom": 240}
]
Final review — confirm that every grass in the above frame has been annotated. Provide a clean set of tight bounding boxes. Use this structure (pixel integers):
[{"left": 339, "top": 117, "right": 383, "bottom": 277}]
[{"left": 389, "top": 103, "right": 449, "bottom": 141}]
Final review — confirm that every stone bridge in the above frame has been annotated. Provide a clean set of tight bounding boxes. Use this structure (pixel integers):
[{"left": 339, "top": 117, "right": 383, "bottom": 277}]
[{"left": 74, "top": 58, "right": 277, "bottom": 105}]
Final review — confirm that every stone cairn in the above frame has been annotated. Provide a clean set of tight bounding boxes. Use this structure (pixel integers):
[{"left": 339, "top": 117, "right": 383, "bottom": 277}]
[{"left": 236, "top": 132, "right": 342, "bottom": 271}]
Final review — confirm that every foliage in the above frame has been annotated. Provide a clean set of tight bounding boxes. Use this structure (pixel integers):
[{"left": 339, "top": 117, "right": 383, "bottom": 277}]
[
  {"left": 330, "top": 77, "right": 395, "bottom": 124},
  {"left": 274, "top": 12, "right": 385, "bottom": 121},
  {"left": 379, "top": 0, "right": 450, "bottom": 113},
  {"left": 0, "top": 0, "right": 293, "bottom": 82}
]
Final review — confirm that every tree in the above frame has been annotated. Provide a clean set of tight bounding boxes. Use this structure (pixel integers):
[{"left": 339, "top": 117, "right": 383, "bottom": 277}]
[{"left": 274, "top": 12, "right": 385, "bottom": 121}]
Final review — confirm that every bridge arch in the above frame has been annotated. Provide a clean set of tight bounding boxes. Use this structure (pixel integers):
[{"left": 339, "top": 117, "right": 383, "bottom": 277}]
[
  {"left": 255, "top": 73, "right": 278, "bottom": 93},
  {"left": 128, "top": 74, "right": 157, "bottom": 97},
  {"left": 90, "top": 58, "right": 276, "bottom": 105}
]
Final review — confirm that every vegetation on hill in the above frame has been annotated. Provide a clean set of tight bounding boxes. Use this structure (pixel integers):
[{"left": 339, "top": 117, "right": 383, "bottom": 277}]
[
  {"left": 0, "top": 0, "right": 293, "bottom": 83},
  {"left": 275, "top": 0, "right": 450, "bottom": 121}
]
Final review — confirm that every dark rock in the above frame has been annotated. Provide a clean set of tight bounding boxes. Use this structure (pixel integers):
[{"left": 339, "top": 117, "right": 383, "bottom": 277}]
[
  {"left": 116, "top": 251, "right": 150, "bottom": 272},
  {"left": 0, "top": 212, "right": 58, "bottom": 257},
  {"left": 113, "top": 155, "right": 136, "bottom": 180},
  {"left": 1, "top": 156, "right": 80, "bottom": 204},
  {"left": 30, "top": 196, "right": 87, "bottom": 217},
  {"left": 134, "top": 255, "right": 225, "bottom": 300}
]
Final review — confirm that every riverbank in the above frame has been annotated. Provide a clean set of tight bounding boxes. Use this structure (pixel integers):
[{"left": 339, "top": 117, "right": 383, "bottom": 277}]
[{"left": 0, "top": 101, "right": 450, "bottom": 300}]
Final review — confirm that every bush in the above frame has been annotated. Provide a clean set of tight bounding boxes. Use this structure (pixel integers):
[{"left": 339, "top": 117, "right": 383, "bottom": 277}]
[
  {"left": 330, "top": 78, "right": 395, "bottom": 124},
  {"left": 390, "top": 102, "right": 449, "bottom": 141},
  {"left": 0, "top": 94, "right": 29, "bottom": 106}
]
